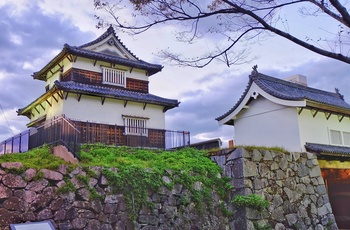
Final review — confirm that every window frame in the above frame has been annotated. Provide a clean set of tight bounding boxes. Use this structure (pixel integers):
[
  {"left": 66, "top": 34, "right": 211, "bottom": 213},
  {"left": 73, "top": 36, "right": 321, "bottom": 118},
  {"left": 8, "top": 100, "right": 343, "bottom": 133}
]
[
  {"left": 123, "top": 115, "right": 149, "bottom": 136},
  {"left": 102, "top": 66, "right": 126, "bottom": 87},
  {"left": 330, "top": 129, "right": 343, "bottom": 145},
  {"left": 329, "top": 129, "right": 350, "bottom": 146}
]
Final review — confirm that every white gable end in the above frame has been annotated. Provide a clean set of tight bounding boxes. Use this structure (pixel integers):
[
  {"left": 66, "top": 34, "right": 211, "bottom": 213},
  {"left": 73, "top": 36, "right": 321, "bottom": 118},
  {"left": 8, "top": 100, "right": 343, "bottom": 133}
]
[
  {"left": 81, "top": 34, "right": 137, "bottom": 61},
  {"left": 218, "top": 82, "right": 306, "bottom": 125}
]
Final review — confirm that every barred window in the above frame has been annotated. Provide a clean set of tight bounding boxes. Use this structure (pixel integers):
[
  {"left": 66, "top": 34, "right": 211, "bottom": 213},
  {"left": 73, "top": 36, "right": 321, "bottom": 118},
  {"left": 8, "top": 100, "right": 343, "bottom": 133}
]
[
  {"left": 123, "top": 116, "right": 148, "bottom": 136},
  {"left": 102, "top": 67, "right": 126, "bottom": 87}
]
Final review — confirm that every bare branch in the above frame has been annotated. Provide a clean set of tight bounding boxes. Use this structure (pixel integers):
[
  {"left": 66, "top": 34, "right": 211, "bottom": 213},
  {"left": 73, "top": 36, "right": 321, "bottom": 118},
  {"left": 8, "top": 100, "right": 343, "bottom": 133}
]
[{"left": 94, "top": 0, "right": 350, "bottom": 67}]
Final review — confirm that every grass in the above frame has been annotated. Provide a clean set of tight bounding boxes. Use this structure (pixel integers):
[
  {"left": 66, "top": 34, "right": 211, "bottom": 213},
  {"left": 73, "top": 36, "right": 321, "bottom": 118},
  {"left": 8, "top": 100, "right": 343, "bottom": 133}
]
[
  {"left": 0, "top": 145, "right": 69, "bottom": 171},
  {"left": 0, "top": 144, "right": 233, "bottom": 220}
]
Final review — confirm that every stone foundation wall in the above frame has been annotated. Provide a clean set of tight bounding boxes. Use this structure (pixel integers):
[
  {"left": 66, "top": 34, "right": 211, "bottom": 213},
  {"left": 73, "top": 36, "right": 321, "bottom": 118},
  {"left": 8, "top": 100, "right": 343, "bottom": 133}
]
[
  {"left": 0, "top": 162, "right": 230, "bottom": 230},
  {"left": 211, "top": 148, "right": 338, "bottom": 230}
]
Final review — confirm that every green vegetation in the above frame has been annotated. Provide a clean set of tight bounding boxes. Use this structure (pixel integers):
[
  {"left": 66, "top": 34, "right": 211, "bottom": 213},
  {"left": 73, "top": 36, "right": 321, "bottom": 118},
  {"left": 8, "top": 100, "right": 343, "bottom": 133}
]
[
  {"left": 0, "top": 144, "right": 233, "bottom": 220},
  {"left": 236, "top": 145, "right": 287, "bottom": 153},
  {"left": 0, "top": 145, "right": 70, "bottom": 171},
  {"left": 253, "top": 222, "right": 272, "bottom": 230},
  {"left": 80, "top": 144, "right": 232, "bottom": 219},
  {"left": 232, "top": 194, "right": 270, "bottom": 212},
  {"left": 56, "top": 179, "right": 76, "bottom": 194}
]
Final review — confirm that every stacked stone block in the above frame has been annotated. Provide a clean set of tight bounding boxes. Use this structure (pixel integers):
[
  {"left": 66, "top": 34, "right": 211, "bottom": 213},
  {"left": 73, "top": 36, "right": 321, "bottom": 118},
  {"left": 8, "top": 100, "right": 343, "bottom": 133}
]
[
  {"left": 211, "top": 148, "right": 338, "bottom": 230},
  {"left": 0, "top": 162, "right": 229, "bottom": 229}
]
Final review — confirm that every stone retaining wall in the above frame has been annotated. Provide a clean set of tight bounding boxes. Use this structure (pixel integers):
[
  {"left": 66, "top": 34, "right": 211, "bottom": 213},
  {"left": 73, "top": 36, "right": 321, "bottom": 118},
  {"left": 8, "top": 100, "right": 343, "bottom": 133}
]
[
  {"left": 0, "top": 162, "right": 230, "bottom": 230},
  {"left": 0, "top": 148, "right": 340, "bottom": 230},
  {"left": 211, "top": 148, "right": 339, "bottom": 230}
]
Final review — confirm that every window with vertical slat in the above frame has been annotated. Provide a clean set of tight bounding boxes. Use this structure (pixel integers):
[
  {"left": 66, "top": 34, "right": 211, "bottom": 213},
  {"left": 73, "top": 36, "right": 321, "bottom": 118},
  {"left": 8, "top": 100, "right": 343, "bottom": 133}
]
[
  {"left": 123, "top": 116, "right": 148, "bottom": 136},
  {"left": 102, "top": 67, "right": 126, "bottom": 87}
]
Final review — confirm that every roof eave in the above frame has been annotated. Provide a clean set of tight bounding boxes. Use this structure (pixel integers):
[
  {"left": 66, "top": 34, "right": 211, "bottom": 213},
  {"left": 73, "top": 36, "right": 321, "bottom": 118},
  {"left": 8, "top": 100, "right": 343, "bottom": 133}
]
[
  {"left": 66, "top": 45, "right": 163, "bottom": 75},
  {"left": 17, "top": 86, "right": 58, "bottom": 116},
  {"left": 33, "top": 48, "right": 68, "bottom": 81},
  {"left": 306, "top": 100, "right": 350, "bottom": 116},
  {"left": 58, "top": 86, "right": 179, "bottom": 109}
]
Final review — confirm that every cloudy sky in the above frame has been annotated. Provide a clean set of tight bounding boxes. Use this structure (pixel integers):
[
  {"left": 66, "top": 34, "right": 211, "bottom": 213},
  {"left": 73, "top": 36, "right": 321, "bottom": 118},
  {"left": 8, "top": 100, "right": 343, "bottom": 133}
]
[{"left": 1, "top": 1, "right": 350, "bottom": 147}]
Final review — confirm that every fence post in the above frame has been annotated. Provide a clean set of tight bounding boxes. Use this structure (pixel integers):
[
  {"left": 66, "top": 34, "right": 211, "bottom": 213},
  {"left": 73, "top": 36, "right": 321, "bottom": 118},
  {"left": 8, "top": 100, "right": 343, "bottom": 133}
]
[
  {"left": 11, "top": 137, "right": 14, "bottom": 154},
  {"left": 19, "top": 132, "right": 22, "bottom": 153}
]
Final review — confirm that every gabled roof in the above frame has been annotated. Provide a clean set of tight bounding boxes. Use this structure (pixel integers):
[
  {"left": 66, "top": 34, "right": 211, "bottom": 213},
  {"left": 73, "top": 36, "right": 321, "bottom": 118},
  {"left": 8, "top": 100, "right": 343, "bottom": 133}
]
[
  {"left": 305, "top": 142, "right": 350, "bottom": 157},
  {"left": 33, "top": 26, "right": 163, "bottom": 80},
  {"left": 216, "top": 72, "right": 350, "bottom": 124}
]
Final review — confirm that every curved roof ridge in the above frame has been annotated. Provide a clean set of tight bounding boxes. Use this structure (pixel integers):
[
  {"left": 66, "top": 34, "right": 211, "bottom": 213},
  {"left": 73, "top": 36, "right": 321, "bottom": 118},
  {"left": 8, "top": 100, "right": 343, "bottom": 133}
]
[
  {"left": 251, "top": 72, "right": 350, "bottom": 109},
  {"left": 78, "top": 26, "right": 140, "bottom": 61},
  {"left": 63, "top": 44, "right": 162, "bottom": 75},
  {"left": 216, "top": 71, "right": 350, "bottom": 123},
  {"left": 215, "top": 76, "right": 254, "bottom": 121},
  {"left": 253, "top": 73, "right": 339, "bottom": 99}
]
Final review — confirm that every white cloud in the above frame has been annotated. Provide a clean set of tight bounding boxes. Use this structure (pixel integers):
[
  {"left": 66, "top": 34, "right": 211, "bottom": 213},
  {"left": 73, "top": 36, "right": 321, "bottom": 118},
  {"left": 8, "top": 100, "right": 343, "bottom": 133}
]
[
  {"left": 0, "top": 0, "right": 33, "bottom": 16},
  {"left": 37, "top": 0, "right": 98, "bottom": 34},
  {"left": 9, "top": 33, "right": 22, "bottom": 45}
]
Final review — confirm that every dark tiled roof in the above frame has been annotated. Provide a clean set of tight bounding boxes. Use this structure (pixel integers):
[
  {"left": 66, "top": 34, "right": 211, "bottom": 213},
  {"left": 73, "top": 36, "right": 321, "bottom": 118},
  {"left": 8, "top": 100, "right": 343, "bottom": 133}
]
[
  {"left": 252, "top": 73, "right": 349, "bottom": 108},
  {"left": 33, "top": 26, "right": 162, "bottom": 80},
  {"left": 79, "top": 25, "right": 140, "bottom": 60},
  {"left": 305, "top": 142, "right": 350, "bottom": 156},
  {"left": 216, "top": 72, "right": 350, "bottom": 121},
  {"left": 64, "top": 44, "right": 162, "bottom": 76},
  {"left": 55, "top": 81, "right": 179, "bottom": 109}
]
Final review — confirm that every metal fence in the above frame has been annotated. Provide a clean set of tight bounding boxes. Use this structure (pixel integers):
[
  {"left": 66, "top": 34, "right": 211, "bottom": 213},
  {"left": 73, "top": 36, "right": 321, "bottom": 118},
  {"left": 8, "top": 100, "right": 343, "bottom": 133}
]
[
  {"left": 0, "top": 130, "right": 30, "bottom": 154},
  {"left": 0, "top": 117, "right": 190, "bottom": 156},
  {"left": 29, "top": 116, "right": 81, "bottom": 159}
]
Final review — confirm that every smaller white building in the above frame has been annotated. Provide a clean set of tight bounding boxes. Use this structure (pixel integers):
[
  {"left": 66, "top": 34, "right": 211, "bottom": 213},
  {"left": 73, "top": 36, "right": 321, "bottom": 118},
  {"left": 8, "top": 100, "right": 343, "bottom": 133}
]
[{"left": 216, "top": 67, "right": 350, "bottom": 154}]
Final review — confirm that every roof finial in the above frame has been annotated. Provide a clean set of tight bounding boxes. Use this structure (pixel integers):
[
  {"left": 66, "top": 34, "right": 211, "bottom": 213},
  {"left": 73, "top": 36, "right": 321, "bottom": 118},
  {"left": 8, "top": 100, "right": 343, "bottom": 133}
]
[
  {"left": 335, "top": 88, "right": 345, "bottom": 101},
  {"left": 251, "top": 65, "right": 258, "bottom": 76}
]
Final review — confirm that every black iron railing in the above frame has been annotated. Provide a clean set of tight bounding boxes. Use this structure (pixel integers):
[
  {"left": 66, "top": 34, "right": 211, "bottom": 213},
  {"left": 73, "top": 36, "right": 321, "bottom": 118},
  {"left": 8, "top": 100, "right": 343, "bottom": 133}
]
[
  {"left": 29, "top": 116, "right": 81, "bottom": 159},
  {"left": 0, "top": 117, "right": 190, "bottom": 155},
  {"left": 0, "top": 130, "right": 30, "bottom": 154}
]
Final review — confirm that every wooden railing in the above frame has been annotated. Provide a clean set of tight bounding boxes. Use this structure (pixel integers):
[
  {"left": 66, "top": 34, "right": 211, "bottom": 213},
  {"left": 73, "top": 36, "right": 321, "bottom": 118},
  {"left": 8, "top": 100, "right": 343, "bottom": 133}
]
[{"left": 0, "top": 118, "right": 190, "bottom": 156}]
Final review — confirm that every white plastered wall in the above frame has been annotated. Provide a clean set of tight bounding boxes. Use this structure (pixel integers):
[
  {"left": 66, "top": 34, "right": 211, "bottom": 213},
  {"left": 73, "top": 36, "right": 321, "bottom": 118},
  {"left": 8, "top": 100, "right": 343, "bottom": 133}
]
[
  {"left": 234, "top": 97, "right": 302, "bottom": 152},
  {"left": 298, "top": 109, "right": 350, "bottom": 150},
  {"left": 61, "top": 94, "right": 166, "bottom": 129}
]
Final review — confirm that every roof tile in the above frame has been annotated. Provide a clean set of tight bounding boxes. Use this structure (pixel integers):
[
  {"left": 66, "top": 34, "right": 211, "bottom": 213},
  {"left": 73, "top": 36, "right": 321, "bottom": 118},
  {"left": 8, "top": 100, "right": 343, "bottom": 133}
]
[
  {"left": 216, "top": 72, "right": 350, "bottom": 121},
  {"left": 55, "top": 81, "right": 179, "bottom": 108}
]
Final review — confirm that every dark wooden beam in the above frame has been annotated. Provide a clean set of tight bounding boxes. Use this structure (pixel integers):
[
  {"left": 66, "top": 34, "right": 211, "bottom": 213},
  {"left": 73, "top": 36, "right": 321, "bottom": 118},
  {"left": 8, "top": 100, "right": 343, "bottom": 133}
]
[
  {"left": 67, "top": 55, "right": 73, "bottom": 62},
  {"left": 73, "top": 56, "right": 77, "bottom": 62},
  {"left": 124, "top": 100, "right": 128, "bottom": 107},
  {"left": 34, "top": 106, "right": 40, "bottom": 114},
  {"left": 77, "top": 93, "right": 82, "bottom": 102},
  {"left": 311, "top": 109, "right": 318, "bottom": 118},
  {"left": 130, "top": 67, "right": 133, "bottom": 73},
  {"left": 325, "top": 112, "right": 332, "bottom": 120},
  {"left": 338, "top": 114, "right": 345, "bottom": 122},
  {"left": 101, "top": 97, "right": 106, "bottom": 105},
  {"left": 64, "top": 92, "right": 69, "bottom": 100},
  {"left": 52, "top": 94, "right": 58, "bottom": 103},
  {"left": 39, "top": 103, "right": 45, "bottom": 111},
  {"left": 93, "top": 60, "right": 97, "bottom": 66},
  {"left": 46, "top": 99, "right": 52, "bottom": 107},
  {"left": 143, "top": 103, "right": 147, "bottom": 110},
  {"left": 57, "top": 91, "right": 64, "bottom": 100},
  {"left": 298, "top": 107, "right": 303, "bottom": 115}
]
